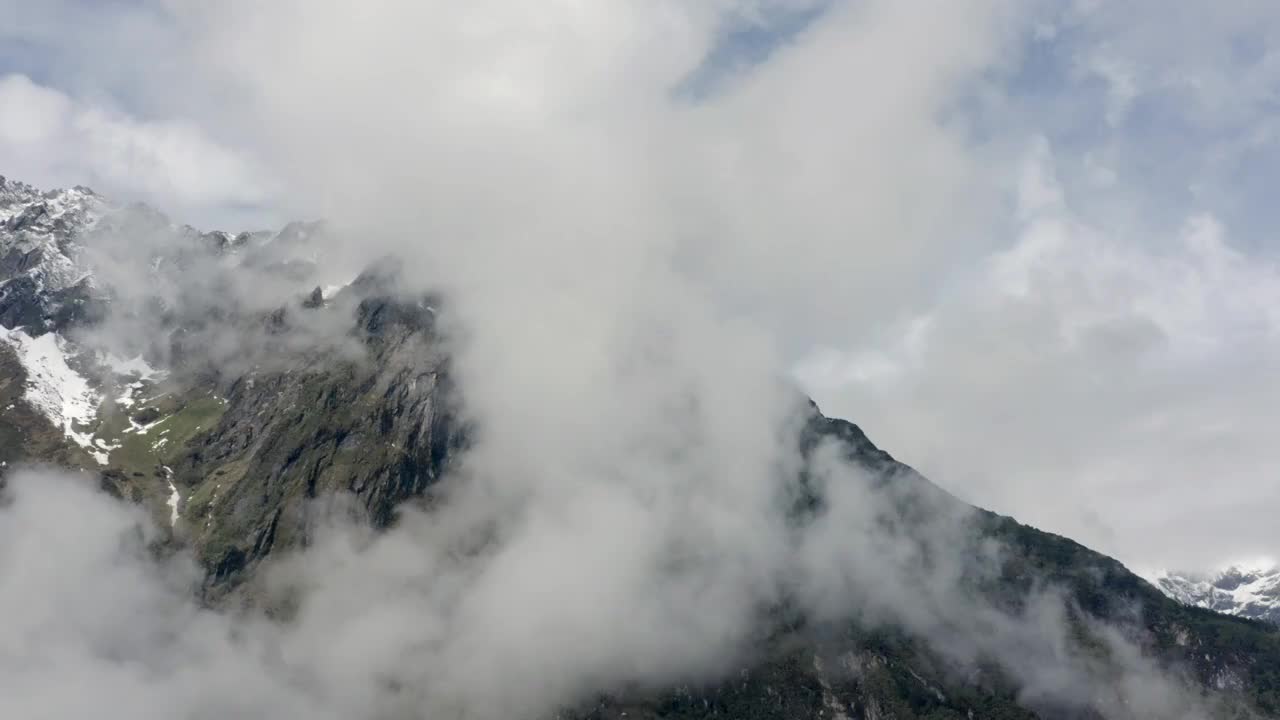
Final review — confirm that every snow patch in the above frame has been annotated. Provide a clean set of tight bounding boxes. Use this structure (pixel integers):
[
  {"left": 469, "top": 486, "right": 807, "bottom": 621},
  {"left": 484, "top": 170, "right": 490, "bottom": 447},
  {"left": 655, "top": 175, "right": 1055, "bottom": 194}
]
[
  {"left": 100, "top": 351, "right": 162, "bottom": 380},
  {"left": 0, "top": 327, "right": 103, "bottom": 461},
  {"left": 116, "top": 381, "right": 145, "bottom": 409},
  {"left": 125, "top": 413, "right": 163, "bottom": 434},
  {"left": 320, "top": 275, "right": 358, "bottom": 301},
  {"left": 162, "top": 466, "right": 180, "bottom": 526},
  {"left": 99, "top": 350, "right": 165, "bottom": 410}
]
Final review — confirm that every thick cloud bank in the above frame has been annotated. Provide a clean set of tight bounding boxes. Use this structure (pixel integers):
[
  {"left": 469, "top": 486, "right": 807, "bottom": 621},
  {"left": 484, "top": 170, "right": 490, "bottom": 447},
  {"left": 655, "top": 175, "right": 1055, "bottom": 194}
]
[{"left": 1, "top": 458, "right": 1221, "bottom": 720}]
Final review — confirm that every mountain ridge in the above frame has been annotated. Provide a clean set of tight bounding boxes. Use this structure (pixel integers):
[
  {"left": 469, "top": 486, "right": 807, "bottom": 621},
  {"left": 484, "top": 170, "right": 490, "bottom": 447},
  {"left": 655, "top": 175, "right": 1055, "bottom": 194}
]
[{"left": 3, "top": 175, "right": 1280, "bottom": 719}]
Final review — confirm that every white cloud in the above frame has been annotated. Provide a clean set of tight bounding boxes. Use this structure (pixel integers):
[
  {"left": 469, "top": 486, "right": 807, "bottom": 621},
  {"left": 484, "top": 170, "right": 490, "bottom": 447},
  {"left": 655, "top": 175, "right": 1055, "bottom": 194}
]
[
  {"left": 798, "top": 140, "right": 1280, "bottom": 572},
  {"left": 0, "top": 73, "right": 276, "bottom": 226},
  {"left": 4, "top": 0, "right": 1278, "bottom": 583},
  {"left": 2, "top": 3, "right": 1277, "bottom": 716},
  {"left": 0, "top": 448, "right": 1220, "bottom": 719}
]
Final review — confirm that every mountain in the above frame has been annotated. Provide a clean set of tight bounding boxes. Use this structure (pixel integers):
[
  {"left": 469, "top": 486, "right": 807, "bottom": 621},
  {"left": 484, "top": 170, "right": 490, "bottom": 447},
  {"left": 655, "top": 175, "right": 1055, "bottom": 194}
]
[
  {"left": 1151, "top": 565, "right": 1280, "bottom": 626},
  {"left": 3, "top": 176, "right": 1280, "bottom": 719},
  {"left": 0, "top": 174, "right": 335, "bottom": 473},
  {"left": 0, "top": 176, "right": 103, "bottom": 333}
]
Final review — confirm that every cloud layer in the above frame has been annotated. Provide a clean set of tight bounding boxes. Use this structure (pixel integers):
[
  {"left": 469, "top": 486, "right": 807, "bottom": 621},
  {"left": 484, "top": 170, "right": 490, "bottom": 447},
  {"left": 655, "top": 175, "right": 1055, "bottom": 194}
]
[
  {"left": 0, "top": 73, "right": 276, "bottom": 228},
  {"left": 0, "top": 452, "right": 1223, "bottom": 719},
  {"left": 802, "top": 134, "right": 1280, "bottom": 574},
  {"left": 2, "top": 11, "right": 1280, "bottom": 712}
]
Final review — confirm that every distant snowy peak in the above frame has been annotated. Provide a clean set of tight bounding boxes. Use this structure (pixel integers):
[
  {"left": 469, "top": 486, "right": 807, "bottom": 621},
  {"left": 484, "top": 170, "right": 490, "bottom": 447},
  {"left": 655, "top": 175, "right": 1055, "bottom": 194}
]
[
  {"left": 0, "top": 177, "right": 108, "bottom": 295},
  {"left": 1, "top": 175, "right": 323, "bottom": 271},
  {"left": 1151, "top": 563, "right": 1280, "bottom": 625},
  {"left": 0, "top": 177, "right": 107, "bottom": 238},
  {"left": 0, "top": 175, "right": 94, "bottom": 217}
]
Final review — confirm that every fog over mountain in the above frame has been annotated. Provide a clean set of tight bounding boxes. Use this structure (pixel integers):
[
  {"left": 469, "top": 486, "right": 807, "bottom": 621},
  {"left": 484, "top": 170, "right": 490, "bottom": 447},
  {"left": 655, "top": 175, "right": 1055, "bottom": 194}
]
[
  {"left": 1, "top": 173, "right": 1277, "bottom": 717},
  {"left": 2, "top": 1, "right": 1279, "bottom": 719},
  {"left": 5, "top": 0, "right": 1279, "bottom": 575}
]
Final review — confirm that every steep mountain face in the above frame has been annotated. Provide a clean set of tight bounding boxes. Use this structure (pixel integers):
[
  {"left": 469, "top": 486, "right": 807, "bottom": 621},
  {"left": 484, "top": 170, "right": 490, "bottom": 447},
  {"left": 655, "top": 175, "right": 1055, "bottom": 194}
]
[
  {"left": 171, "top": 281, "right": 464, "bottom": 596},
  {"left": 3, "top": 177, "right": 1280, "bottom": 719},
  {"left": 1152, "top": 566, "right": 1280, "bottom": 626}
]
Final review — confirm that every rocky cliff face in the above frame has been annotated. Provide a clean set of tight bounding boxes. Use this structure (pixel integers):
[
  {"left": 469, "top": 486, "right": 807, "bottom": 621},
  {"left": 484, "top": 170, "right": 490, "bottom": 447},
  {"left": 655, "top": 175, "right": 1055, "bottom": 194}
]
[
  {"left": 3, "top": 177, "right": 1280, "bottom": 719},
  {"left": 171, "top": 282, "right": 464, "bottom": 596}
]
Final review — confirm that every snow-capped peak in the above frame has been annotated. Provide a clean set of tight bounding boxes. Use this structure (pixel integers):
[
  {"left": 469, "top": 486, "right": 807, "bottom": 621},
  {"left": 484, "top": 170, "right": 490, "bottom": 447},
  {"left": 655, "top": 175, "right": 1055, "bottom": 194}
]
[
  {"left": 1149, "top": 562, "right": 1280, "bottom": 625},
  {"left": 0, "top": 177, "right": 109, "bottom": 296},
  {"left": 0, "top": 177, "right": 105, "bottom": 231}
]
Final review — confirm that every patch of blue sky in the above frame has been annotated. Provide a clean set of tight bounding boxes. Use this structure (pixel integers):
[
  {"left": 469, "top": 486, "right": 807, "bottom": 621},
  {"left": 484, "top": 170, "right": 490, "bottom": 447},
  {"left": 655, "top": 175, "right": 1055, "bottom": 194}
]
[
  {"left": 959, "top": 13, "right": 1280, "bottom": 255},
  {"left": 674, "top": 2, "right": 831, "bottom": 102}
]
